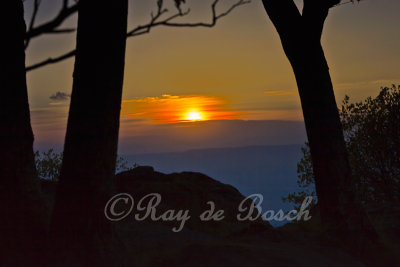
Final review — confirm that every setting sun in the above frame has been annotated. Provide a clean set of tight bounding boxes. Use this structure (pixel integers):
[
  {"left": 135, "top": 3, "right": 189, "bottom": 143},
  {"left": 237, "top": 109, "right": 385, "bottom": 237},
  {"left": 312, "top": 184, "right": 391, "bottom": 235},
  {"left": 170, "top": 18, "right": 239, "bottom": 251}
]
[
  {"left": 121, "top": 95, "right": 239, "bottom": 123},
  {"left": 186, "top": 111, "right": 203, "bottom": 121}
]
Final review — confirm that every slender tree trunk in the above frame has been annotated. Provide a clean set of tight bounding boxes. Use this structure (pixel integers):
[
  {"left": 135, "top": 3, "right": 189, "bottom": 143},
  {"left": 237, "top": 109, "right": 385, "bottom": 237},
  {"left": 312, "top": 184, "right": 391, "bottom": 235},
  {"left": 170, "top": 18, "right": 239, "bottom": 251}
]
[
  {"left": 261, "top": 0, "right": 377, "bottom": 253},
  {"left": 50, "top": 0, "right": 128, "bottom": 265},
  {"left": 0, "top": 0, "right": 46, "bottom": 265}
]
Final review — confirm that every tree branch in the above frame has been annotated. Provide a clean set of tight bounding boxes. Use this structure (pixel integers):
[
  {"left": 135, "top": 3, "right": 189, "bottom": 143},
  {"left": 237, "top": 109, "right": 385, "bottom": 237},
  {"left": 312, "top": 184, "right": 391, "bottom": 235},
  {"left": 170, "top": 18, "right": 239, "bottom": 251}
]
[
  {"left": 161, "top": 0, "right": 251, "bottom": 28},
  {"left": 26, "top": 0, "right": 250, "bottom": 72},
  {"left": 334, "top": 0, "right": 362, "bottom": 7},
  {"left": 25, "top": 0, "right": 41, "bottom": 49},
  {"left": 261, "top": 0, "right": 302, "bottom": 39},
  {"left": 25, "top": 1, "right": 78, "bottom": 41},
  {"left": 302, "top": 0, "right": 331, "bottom": 41},
  {"left": 26, "top": 50, "right": 76, "bottom": 72},
  {"left": 45, "top": 28, "right": 76, "bottom": 34},
  {"left": 302, "top": 0, "right": 363, "bottom": 41},
  {"left": 63, "top": 0, "right": 69, "bottom": 9}
]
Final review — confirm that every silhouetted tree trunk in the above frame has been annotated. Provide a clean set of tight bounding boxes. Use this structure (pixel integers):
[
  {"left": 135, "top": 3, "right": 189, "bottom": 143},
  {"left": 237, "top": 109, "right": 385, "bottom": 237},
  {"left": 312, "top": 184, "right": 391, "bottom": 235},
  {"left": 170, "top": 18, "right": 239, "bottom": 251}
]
[
  {"left": 261, "top": 0, "right": 377, "bottom": 253},
  {"left": 0, "top": 0, "right": 46, "bottom": 265},
  {"left": 50, "top": 0, "right": 128, "bottom": 265}
]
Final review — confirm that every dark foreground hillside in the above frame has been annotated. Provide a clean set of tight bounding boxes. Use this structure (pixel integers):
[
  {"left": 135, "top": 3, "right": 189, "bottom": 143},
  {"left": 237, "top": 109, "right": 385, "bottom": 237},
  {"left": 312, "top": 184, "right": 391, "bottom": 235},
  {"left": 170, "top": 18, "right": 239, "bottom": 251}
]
[{"left": 41, "top": 167, "right": 399, "bottom": 266}]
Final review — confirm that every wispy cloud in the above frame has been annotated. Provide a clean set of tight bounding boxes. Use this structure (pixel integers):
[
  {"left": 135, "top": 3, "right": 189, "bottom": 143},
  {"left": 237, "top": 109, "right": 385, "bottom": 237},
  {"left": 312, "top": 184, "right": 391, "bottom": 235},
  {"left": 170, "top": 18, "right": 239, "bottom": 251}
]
[
  {"left": 49, "top": 92, "right": 71, "bottom": 101},
  {"left": 264, "top": 90, "right": 295, "bottom": 96}
]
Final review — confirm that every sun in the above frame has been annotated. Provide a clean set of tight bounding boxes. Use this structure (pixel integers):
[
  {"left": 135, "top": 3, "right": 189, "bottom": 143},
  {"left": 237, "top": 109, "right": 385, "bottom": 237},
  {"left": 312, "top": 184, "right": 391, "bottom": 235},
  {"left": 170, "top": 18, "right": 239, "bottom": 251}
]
[{"left": 186, "top": 111, "right": 203, "bottom": 121}]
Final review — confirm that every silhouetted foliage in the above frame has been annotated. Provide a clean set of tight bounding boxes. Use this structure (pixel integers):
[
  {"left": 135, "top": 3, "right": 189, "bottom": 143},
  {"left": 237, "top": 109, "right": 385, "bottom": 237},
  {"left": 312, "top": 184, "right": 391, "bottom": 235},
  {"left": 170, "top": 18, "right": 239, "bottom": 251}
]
[
  {"left": 116, "top": 156, "right": 139, "bottom": 173},
  {"left": 284, "top": 85, "right": 400, "bottom": 207},
  {"left": 34, "top": 149, "right": 136, "bottom": 181},
  {"left": 342, "top": 85, "right": 400, "bottom": 203},
  {"left": 35, "top": 149, "right": 62, "bottom": 181},
  {"left": 282, "top": 143, "right": 317, "bottom": 210}
]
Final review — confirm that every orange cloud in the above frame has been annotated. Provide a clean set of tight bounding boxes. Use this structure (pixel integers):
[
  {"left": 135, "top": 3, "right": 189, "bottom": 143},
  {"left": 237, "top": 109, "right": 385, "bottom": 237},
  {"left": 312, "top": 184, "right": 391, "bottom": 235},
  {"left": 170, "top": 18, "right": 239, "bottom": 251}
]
[
  {"left": 264, "top": 90, "right": 294, "bottom": 96},
  {"left": 121, "top": 94, "right": 240, "bottom": 123}
]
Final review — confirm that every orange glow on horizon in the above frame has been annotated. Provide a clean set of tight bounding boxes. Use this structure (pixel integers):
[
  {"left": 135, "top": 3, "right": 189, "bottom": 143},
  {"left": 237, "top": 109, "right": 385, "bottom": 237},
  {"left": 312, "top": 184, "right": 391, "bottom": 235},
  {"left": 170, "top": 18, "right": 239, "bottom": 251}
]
[{"left": 121, "top": 94, "right": 239, "bottom": 123}]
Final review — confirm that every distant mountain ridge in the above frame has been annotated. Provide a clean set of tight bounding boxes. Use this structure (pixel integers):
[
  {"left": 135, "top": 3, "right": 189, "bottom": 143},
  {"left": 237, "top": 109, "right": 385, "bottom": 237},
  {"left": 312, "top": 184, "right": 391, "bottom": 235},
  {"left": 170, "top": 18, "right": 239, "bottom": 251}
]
[
  {"left": 35, "top": 120, "right": 307, "bottom": 154},
  {"left": 117, "top": 120, "right": 307, "bottom": 154}
]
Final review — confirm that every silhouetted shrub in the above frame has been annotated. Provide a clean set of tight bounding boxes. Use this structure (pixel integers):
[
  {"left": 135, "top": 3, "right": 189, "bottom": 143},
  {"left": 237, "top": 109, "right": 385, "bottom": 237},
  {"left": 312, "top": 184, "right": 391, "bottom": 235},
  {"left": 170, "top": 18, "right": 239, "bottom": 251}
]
[
  {"left": 34, "top": 149, "right": 136, "bottom": 181},
  {"left": 284, "top": 85, "right": 400, "bottom": 207}
]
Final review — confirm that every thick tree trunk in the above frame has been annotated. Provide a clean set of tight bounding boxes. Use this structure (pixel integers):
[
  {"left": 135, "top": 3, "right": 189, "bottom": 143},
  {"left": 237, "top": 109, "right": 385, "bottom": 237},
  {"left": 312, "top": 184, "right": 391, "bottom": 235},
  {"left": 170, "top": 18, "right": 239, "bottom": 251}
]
[
  {"left": 289, "top": 37, "right": 380, "bottom": 259},
  {"left": 290, "top": 42, "right": 369, "bottom": 226},
  {"left": 291, "top": 42, "right": 351, "bottom": 224},
  {"left": 0, "top": 0, "right": 46, "bottom": 265},
  {"left": 261, "top": 0, "right": 377, "bottom": 254},
  {"left": 50, "top": 0, "right": 128, "bottom": 265}
]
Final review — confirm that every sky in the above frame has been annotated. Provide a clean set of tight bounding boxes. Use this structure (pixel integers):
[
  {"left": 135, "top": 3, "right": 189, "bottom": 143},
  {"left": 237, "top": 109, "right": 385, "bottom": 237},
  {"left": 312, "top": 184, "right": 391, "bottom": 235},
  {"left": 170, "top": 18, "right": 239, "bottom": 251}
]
[{"left": 24, "top": 0, "right": 400, "bottom": 153}]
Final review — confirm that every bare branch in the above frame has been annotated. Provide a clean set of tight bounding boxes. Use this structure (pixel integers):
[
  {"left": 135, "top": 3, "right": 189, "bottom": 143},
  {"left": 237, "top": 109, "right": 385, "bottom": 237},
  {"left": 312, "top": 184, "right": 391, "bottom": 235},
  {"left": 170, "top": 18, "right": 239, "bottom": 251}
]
[
  {"left": 45, "top": 28, "right": 76, "bottom": 34},
  {"left": 26, "top": 50, "right": 76, "bottom": 72},
  {"left": 334, "top": 0, "right": 363, "bottom": 7},
  {"left": 216, "top": 0, "right": 249, "bottom": 20},
  {"left": 63, "top": 0, "right": 69, "bottom": 9},
  {"left": 174, "top": 0, "right": 186, "bottom": 15},
  {"left": 26, "top": 0, "right": 250, "bottom": 72},
  {"left": 25, "top": 0, "right": 41, "bottom": 49},
  {"left": 162, "top": 0, "right": 251, "bottom": 28},
  {"left": 25, "top": 1, "right": 79, "bottom": 41}
]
